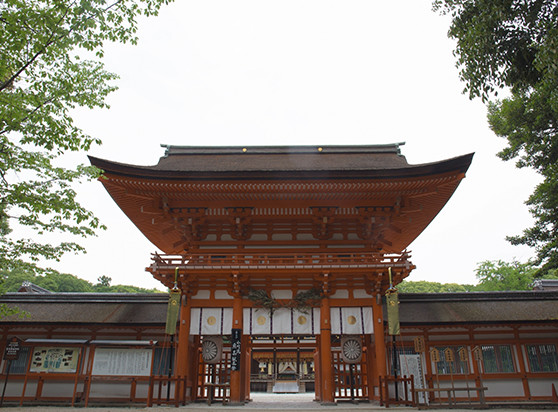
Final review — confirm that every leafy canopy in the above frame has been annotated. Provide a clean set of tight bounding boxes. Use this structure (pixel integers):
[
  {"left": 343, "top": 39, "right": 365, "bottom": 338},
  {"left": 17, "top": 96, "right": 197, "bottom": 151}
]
[
  {"left": 1, "top": 268, "right": 163, "bottom": 293},
  {"left": 0, "top": 0, "right": 171, "bottom": 275},
  {"left": 474, "top": 259, "right": 538, "bottom": 291},
  {"left": 397, "top": 280, "right": 474, "bottom": 293},
  {"left": 434, "top": 0, "right": 558, "bottom": 274},
  {"left": 399, "top": 260, "right": 558, "bottom": 293}
]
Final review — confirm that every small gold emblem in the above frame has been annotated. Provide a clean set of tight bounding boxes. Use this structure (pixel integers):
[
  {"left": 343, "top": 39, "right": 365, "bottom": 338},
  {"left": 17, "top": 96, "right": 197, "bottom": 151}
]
[
  {"left": 297, "top": 316, "right": 307, "bottom": 325},
  {"left": 257, "top": 316, "right": 267, "bottom": 325},
  {"left": 207, "top": 316, "right": 216, "bottom": 326},
  {"left": 347, "top": 315, "right": 357, "bottom": 325}
]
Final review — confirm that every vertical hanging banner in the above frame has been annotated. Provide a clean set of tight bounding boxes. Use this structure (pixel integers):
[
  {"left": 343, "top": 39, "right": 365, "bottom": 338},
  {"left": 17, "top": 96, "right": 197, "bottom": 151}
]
[
  {"left": 165, "top": 289, "right": 181, "bottom": 335},
  {"left": 386, "top": 289, "right": 400, "bottom": 336},
  {"left": 231, "top": 328, "right": 242, "bottom": 371}
]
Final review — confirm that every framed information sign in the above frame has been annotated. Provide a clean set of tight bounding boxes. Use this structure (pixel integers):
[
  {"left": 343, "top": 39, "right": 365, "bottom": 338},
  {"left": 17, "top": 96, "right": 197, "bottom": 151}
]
[
  {"left": 29, "top": 347, "right": 80, "bottom": 373},
  {"left": 92, "top": 348, "right": 152, "bottom": 376},
  {"left": 3, "top": 338, "right": 21, "bottom": 361}
]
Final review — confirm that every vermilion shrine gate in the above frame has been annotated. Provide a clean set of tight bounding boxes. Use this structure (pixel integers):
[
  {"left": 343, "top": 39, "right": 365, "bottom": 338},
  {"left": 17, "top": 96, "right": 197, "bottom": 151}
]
[{"left": 90, "top": 144, "right": 472, "bottom": 404}]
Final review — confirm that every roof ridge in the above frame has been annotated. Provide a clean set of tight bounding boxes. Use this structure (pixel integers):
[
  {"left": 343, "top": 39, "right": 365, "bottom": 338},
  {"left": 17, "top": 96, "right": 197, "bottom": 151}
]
[{"left": 160, "top": 143, "right": 406, "bottom": 157}]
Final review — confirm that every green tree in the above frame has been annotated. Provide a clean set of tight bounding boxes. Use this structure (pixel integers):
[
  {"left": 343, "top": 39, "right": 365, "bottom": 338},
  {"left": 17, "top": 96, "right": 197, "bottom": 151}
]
[
  {"left": 97, "top": 275, "right": 112, "bottom": 287},
  {"left": 1, "top": 268, "right": 163, "bottom": 293},
  {"left": 41, "top": 272, "right": 93, "bottom": 292},
  {"left": 94, "top": 284, "right": 163, "bottom": 293},
  {"left": 474, "top": 260, "right": 537, "bottom": 291},
  {"left": 398, "top": 280, "right": 473, "bottom": 293},
  {"left": 0, "top": 0, "right": 171, "bottom": 276},
  {"left": 434, "top": 0, "right": 558, "bottom": 274}
]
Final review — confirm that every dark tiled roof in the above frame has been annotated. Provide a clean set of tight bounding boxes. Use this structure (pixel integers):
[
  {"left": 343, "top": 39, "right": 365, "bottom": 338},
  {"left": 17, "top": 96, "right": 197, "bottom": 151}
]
[
  {"left": 0, "top": 293, "right": 168, "bottom": 325},
  {"left": 17, "top": 281, "right": 52, "bottom": 294},
  {"left": 1, "top": 291, "right": 557, "bottom": 327},
  {"left": 89, "top": 144, "right": 473, "bottom": 180},
  {"left": 533, "top": 279, "right": 558, "bottom": 290},
  {"left": 396, "top": 291, "right": 558, "bottom": 324}
]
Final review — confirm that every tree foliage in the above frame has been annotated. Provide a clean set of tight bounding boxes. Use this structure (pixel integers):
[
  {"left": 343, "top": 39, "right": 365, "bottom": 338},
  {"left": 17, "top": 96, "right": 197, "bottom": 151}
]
[
  {"left": 434, "top": 0, "right": 558, "bottom": 274},
  {"left": 1, "top": 267, "right": 162, "bottom": 293},
  {"left": 0, "top": 0, "right": 171, "bottom": 275},
  {"left": 397, "top": 280, "right": 474, "bottom": 293},
  {"left": 474, "top": 259, "right": 538, "bottom": 291},
  {"left": 400, "top": 259, "right": 558, "bottom": 293}
]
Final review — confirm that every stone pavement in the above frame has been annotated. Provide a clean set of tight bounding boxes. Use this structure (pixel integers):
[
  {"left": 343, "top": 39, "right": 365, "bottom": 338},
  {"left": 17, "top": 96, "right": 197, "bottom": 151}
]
[{"left": 0, "top": 393, "right": 554, "bottom": 411}]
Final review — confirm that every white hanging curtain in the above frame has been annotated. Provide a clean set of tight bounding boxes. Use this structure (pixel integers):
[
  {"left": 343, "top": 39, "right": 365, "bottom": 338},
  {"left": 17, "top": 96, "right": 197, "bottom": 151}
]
[
  {"left": 243, "top": 308, "right": 320, "bottom": 335},
  {"left": 330, "top": 307, "right": 374, "bottom": 335},
  {"left": 190, "top": 308, "right": 233, "bottom": 335}
]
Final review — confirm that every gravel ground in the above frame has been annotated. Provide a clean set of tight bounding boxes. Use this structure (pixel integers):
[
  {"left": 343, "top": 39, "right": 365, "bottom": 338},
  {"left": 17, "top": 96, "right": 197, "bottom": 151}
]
[{"left": 0, "top": 393, "right": 555, "bottom": 411}]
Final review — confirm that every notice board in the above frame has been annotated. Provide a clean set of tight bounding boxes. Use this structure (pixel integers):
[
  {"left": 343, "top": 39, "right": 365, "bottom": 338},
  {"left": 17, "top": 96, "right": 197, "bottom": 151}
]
[{"left": 92, "top": 348, "right": 152, "bottom": 376}]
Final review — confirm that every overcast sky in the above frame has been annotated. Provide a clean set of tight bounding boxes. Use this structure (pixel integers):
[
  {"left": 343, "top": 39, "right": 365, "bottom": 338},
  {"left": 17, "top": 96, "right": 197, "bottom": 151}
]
[{"left": 55, "top": 0, "right": 540, "bottom": 290}]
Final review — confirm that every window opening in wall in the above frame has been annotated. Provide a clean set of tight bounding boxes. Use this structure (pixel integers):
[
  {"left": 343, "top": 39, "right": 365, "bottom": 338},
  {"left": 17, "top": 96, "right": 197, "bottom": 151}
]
[
  {"left": 526, "top": 344, "right": 558, "bottom": 372},
  {"left": 481, "top": 345, "right": 515, "bottom": 373}
]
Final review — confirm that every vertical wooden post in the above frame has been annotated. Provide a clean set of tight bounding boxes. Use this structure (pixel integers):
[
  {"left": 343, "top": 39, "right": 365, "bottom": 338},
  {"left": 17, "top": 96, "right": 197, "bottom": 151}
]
[
  {"left": 365, "top": 334, "right": 377, "bottom": 400},
  {"left": 319, "top": 295, "right": 334, "bottom": 403},
  {"left": 314, "top": 342, "right": 321, "bottom": 401},
  {"left": 423, "top": 332, "right": 434, "bottom": 403},
  {"left": 372, "top": 294, "right": 387, "bottom": 383},
  {"left": 513, "top": 329, "right": 531, "bottom": 400},
  {"left": 175, "top": 296, "right": 191, "bottom": 403},
  {"left": 191, "top": 336, "right": 201, "bottom": 402},
  {"left": 230, "top": 290, "right": 244, "bottom": 404},
  {"left": 243, "top": 337, "right": 251, "bottom": 401}
]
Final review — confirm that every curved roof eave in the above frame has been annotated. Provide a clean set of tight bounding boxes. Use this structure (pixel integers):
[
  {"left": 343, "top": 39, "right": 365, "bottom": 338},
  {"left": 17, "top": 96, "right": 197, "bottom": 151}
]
[{"left": 88, "top": 152, "right": 474, "bottom": 181}]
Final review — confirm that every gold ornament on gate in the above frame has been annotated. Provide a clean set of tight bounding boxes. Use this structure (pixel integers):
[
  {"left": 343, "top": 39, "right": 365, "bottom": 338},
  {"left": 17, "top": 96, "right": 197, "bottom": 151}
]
[
  {"left": 347, "top": 315, "right": 357, "bottom": 325},
  {"left": 297, "top": 315, "right": 307, "bottom": 325},
  {"left": 207, "top": 316, "right": 216, "bottom": 326},
  {"left": 257, "top": 315, "right": 267, "bottom": 325}
]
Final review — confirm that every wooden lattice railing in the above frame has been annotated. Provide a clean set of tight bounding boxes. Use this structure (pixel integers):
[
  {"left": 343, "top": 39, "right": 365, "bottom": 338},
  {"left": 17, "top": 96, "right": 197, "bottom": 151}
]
[{"left": 150, "top": 251, "right": 412, "bottom": 272}]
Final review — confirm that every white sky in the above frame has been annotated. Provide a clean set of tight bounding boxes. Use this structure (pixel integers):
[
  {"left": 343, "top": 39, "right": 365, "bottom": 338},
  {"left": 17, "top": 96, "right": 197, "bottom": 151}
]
[{"left": 55, "top": 0, "right": 540, "bottom": 291}]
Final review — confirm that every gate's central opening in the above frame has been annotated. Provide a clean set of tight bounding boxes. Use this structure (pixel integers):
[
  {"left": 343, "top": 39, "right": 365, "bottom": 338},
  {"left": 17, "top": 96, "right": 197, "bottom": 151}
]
[{"left": 250, "top": 335, "right": 316, "bottom": 395}]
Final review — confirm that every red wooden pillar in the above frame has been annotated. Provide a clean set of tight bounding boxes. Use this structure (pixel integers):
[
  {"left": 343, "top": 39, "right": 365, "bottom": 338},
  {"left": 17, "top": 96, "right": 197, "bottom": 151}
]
[
  {"left": 243, "top": 337, "right": 251, "bottom": 401},
  {"left": 175, "top": 296, "right": 191, "bottom": 403},
  {"left": 319, "top": 295, "right": 334, "bottom": 403},
  {"left": 230, "top": 293, "right": 244, "bottom": 404},
  {"left": 314, "top": 344, "right": 321, "bottom": 401},
  {"left": 365, "top": 334, "right": 377, "bottom": 400},
  {"left": 513, "top": 329, "right": 531, "bottom": 400},
  {"left": 372, "top": 294, "right": 387, "bottom": 380}
]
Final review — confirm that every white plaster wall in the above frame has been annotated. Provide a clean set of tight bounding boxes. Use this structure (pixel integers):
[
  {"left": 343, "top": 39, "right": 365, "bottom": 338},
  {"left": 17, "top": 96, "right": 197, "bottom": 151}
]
[
  {"left": 484, "top": 379, "right": 524, "bottom": 397},
  {"left": 4, "top": 380, "right": 29, "bottom": 397},
  {"left": 191, "top": 290, "right": 210, "bottom": 300},
  {"left": 528, "top": 378, "right": 558, "bottom": 397},
  {"left": 137, "top": 381, "right": 159, "bottom": 398},
  {"left": 353, "top": 289, "right": 372, "bottom": 298},
  {"left": 214, "top": 290, "right": 233, "bottom": 299},
  {"left": 271, "top": 290, "right": 292, "bottom": 299},
  {"left": 330, "top": 289, "right": 348, "bottom": 299},
  {"left": 40, "top": 381, "right": 77, "bottom": 397},
  {"left": 89, "top": 382, "right": 133, "bottom": 398}
]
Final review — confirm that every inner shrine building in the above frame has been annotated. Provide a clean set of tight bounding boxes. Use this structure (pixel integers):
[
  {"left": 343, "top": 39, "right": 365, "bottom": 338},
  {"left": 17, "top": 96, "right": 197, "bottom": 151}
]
[{"left": 89, "top": 144, "right": 473, "bottom": 404}]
